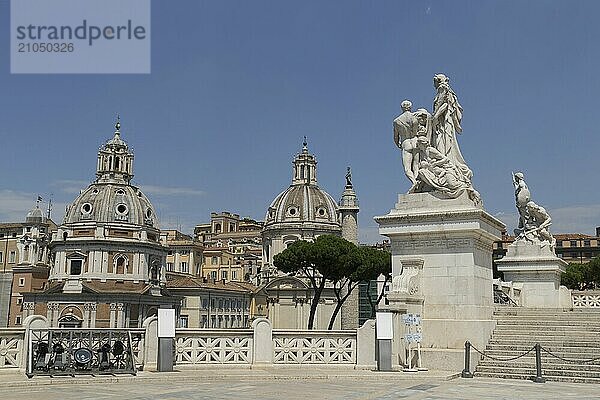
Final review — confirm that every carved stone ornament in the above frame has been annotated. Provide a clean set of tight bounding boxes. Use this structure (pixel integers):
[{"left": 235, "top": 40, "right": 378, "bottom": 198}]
[{"left": 393, "top": 75, "right": 481, "bottom": 206}]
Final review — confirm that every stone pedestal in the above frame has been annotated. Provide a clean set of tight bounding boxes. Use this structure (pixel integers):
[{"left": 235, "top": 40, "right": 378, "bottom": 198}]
[
  {"left": 375, "top": 192, "right": 504, "bottom": 371},
  {"left": 496, "top": 240, "right": 568, "bottom": 308}
]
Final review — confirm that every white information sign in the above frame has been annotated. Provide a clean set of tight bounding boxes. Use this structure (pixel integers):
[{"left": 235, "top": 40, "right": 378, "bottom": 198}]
[
  {"left": 157, "top": 308, "right": 176, "bottom": 338},
  {"left": 376, "top": 312, "right": 393, "bottom": 340}
]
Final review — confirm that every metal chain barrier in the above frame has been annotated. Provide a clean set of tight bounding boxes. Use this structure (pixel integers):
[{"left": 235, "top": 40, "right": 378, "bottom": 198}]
[
  {"left": 540, "top": 346, "right": 600, "bottom": 364},
  {"left": 469, "top": 342, "right": 535, "bottom": 362},
  {"left": 461, "top": 341, "right": 545, "bottom": 383}
]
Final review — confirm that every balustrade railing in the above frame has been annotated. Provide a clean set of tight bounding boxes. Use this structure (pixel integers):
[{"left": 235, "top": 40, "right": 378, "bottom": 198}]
[
  {"left": 272, "top": 330, "right": 356, "bottom": 364},
  {"left": 0, "top": 318, "right": 374, "bottom": 372},
  {"left": 572, "top": 291, "right": 600, "bottom": 308},
  {"left": 0, "top": 329, "right": 25, "bottom": 368},
  {"left": 174, "top": 329, "right": 253, "bottom": 365}
]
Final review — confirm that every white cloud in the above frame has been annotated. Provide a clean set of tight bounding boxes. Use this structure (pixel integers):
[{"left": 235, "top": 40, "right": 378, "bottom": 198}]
[
  {"left": 0, "top": 190, "right": 66, "bottom": 223},
  {"left": 51, "top": 179, "right": 90, "bottom": 194},
  {"left": 139, "top": 185, "right": 205, "bottom": 197}
]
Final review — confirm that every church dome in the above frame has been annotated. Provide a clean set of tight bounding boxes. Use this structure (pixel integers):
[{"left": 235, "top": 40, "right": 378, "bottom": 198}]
[
  {"left": 26, "top": 205, "right": 46, "bottom": 224},
  {"left": 64, "top": 183, "right": 158, "bottom": 228},
  {"left": 63, "top": 119, "right": 158, "bottom": 228},
  {"left": 264, "top": 141, "right": 339, "bottom": 228},
  {"left": 265, "top": 185, "right": 339, "bottom": 226}
]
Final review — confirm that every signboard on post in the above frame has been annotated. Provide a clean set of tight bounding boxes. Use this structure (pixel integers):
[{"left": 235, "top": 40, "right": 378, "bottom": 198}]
[
  {"left": 157, "top": 308, "right": 175, "bottom": 338},
  {"left": 376, "top": 312, "right": 393, "bottom": 340}
]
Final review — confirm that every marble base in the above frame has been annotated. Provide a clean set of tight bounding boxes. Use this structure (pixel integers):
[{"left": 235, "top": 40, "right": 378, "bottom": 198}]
[
  {"left": 497, "top": 240, "right": 569, "bottom": 308},
  {"left": 375, "top": 192, "right": 504, "bottom": 371}
]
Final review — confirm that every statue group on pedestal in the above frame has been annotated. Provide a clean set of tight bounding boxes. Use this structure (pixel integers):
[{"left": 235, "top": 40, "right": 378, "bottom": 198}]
[
  {"left": 394, "top": 74, "right": 481, "bottom": 206},
  {"left": 512, "top": 172, "right": 556, "bottom": 248}
]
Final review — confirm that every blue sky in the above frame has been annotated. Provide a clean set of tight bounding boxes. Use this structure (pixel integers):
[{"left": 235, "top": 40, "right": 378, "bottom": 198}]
[{"left": 1, "top": 1, "right": 599, "bottom": 242}]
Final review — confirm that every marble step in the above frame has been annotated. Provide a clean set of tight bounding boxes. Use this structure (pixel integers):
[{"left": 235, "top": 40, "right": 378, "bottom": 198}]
[
  {"left": 487, "top": 340, "right": 600, "bottom": 348},
  {"left": 492, "top": 330, "right": 599, "bottom": 337},
  {"left": 474, "top": 349, "right": 600, "bottom": 364},
  {"left": 477, "top": 360, "right": 600, "bottom": 372},
  {"left": 475, "top": 365, "right": 600, "bottom": 379},
  {"left": 474, "top": 371, "right": 600, "bottom": 384},
  {"left": 494, "top": 307, "right": 600, "bottom": 313}
]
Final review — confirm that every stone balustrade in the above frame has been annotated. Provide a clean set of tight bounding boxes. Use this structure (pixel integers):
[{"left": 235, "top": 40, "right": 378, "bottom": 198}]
[
  {"left": 175, "top": 329, "right": 254, "bottom": 364},
  {"left": 2, "top": 316, "right": 376, "bottom": 373},
  {"left": 572, "top": 291, "right": 600, "bottom": 308},
  {"left": 0, "top": 329, "right": 25, "bottom": 368},
  {"left": 272, "top": 330, "right": 356, "bottom": 364}
]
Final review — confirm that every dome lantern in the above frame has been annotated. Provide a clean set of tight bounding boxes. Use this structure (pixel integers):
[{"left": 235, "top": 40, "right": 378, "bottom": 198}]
[
  {"left": 292, "top": 137, "right": 318, "bottom": 185},
  {"left": 96, "top": 116, "right": 134, "bottom": 184}
]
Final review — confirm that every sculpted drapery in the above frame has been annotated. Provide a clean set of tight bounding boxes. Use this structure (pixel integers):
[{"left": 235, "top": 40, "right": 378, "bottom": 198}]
[{"left": 394, "top": 74, "right": 480, "bottom": 205}]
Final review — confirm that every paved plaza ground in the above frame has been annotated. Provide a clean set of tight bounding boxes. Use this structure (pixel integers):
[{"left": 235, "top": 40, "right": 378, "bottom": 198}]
[{"left": 1, "top": 369, "right": 598, "bottom": 400}]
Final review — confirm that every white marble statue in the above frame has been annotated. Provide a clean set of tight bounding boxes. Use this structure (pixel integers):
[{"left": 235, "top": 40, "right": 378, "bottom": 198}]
[
  {"left": 512, "top": 172, "right": 556, "bottom": 248},
  {"left": 394, "top": 74, "right": 479, "bottom": 205}
]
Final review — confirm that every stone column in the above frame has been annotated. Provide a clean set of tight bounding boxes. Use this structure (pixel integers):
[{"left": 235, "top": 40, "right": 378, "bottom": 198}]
[
  {"left": 89, "top": 303, "right": 97, "bottom": 328},
  {"left": 22, "top": 302, "right": 35, "bottom": 319},
  {"left": 109, "top": 302, "right": 117, "bottom": 328},
  {"left": 116, "top": 303, "right": 125, "bottom": 328}
]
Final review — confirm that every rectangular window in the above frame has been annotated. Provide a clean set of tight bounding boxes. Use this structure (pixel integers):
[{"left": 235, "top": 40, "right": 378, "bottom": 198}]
[
  {"left": 211, "top": 256, "right": 218, "bottom": 265},
  {"left": 70, "top": 259, "right": 82, "bottom": 275},
  {"left": 202, "top": 298, "right": 208, "bottom": 309},
  {"left": 201, "top": 315, "right": 207, "bottom": 328},
  {"left": 221, "top": 270, "right": 228, "bottom": 280},
  {"left": 166, "top": 262, "right": 174, "bottom": 272},
  {"left": 232, "top": 270, "right": 237, "bottom": 280},
  {"left": 211, "top": 271, "right": 217, "bottom": 280},
  {"left": 584, "top": 240, "right": 591, "bottom": 247},
  {"left": 18, "top": 278, "right": 25, "bottom": 287},
  {"left": 9, "top": 251, "right": 16, "bottom": 263},
  {"left": 15, "top": 316, "right": 22, "bottom": 325},
  {"left": 181, "top": 297, "right": 187, "bottom": 308},
  {"left": 570, "top": 240, "right": 578, "bottom": 247},
  {"left": 179, "top": 315, "right": 189, "bottom": 328},
  {"left": 0, "top": 252, "right": 3, "bottom": 263},
  {"left": 180, "top": 261, "right": 188, "bottom": 273},
  {"left": 16, "top": 298, "right": 23, "bottom": 305}
]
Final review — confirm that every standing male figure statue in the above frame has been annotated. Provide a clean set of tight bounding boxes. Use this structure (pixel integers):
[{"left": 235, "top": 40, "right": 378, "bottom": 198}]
[
  {"left": 512, "top": 172, "right": 531, "bottom": 236},
  {"left": 393, "top": 100, "right": 421, "bottom": 190}
]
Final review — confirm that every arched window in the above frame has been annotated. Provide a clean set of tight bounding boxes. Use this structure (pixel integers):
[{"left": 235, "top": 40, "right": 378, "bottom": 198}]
[{"left": 116, "top": 256, "right": 126, "bottom": 274}]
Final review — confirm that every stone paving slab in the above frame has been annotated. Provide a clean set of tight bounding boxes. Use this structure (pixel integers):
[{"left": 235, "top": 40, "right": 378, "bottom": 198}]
[{"left": 0, "top": 370, "right": 599, "bottom": 399}]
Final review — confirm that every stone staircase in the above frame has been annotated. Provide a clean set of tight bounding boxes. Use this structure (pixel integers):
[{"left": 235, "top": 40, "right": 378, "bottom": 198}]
[{"left": 475, "top": 307, "right": 600, "bottom": 383}]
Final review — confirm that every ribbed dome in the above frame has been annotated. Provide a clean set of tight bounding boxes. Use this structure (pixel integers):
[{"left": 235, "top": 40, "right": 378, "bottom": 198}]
[
  {"left": 26, "top": 206, "right": 46, "bottom": 224},
  {"left": 64, "top": 183, "right": 158, "bottom": 228},
  {"left": 265, "top": 184, "right": 339, "bottom": 226}
]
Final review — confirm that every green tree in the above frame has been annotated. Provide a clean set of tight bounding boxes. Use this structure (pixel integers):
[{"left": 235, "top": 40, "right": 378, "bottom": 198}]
[
  {"left": 561, "top": 263, "right": 588, "bottom": 290},
  {"left": 274, "top": 235, "right": 358, "bottom": 330},
  {"left": 561, "top": 256, "right": 600, "bottom": 290},
  {"left": 326, "top": 242, "right": 362, "bottom": 329},
  {"left": 353, "top": 246, "right": 392, "bottom": 319}
]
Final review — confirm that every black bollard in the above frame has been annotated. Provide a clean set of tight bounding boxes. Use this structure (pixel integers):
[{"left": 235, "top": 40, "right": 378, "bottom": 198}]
[
  {"left": 461, "top": 341, "right": 473, "bottom": 378},
  {"left": 532, "top": 343, "right": 546, "bottom": 383}
]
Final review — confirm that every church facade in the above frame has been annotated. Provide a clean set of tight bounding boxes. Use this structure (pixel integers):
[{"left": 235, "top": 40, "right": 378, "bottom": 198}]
[
  {"left": 256, "top": 141, "right": 360, "bottom": 329},
  {"left": 22, "top": 120, "right": 179, "bottom": 328}
]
